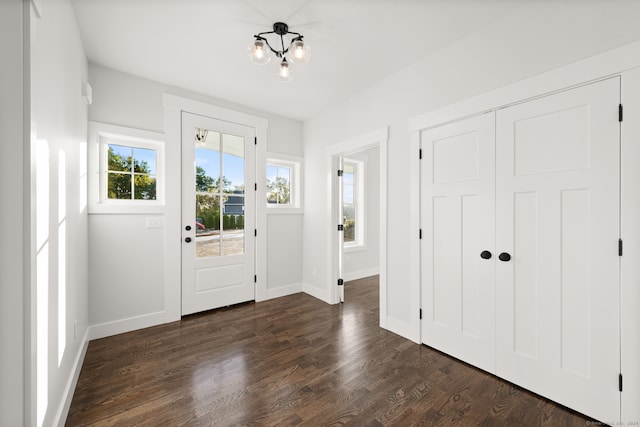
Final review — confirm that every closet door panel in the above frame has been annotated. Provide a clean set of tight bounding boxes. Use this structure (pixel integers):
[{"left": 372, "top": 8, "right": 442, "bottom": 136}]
[
  {"left": 421, "top": 112, "right": 496, "bottom": 373},
  {"left": 495, "top": 77, "right": 620, "bottom": 423}
]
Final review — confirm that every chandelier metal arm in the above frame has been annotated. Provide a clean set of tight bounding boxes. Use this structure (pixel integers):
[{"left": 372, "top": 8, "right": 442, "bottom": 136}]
[{"left": 254, "top": 24, "right": 304, "bottom": 59}]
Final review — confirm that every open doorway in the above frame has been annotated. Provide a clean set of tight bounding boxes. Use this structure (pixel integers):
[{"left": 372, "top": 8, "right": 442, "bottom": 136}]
[
  {"left": 341, "top": 147, "right": 380, "bottom": 282},
  {"left": 328, "top": 127, "right": 388, "bottom": 328}
]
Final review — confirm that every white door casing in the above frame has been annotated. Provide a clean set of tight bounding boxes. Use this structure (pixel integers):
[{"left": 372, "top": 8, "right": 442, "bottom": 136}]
[
  {"left": 181, "top": 112, "right": 256, "bottom": 316},
  {"left": 420, "top": 112, "right": 496, "bottom": 373},
  {"left": 495, "top": 77, "right": 621, "bottom": 423}
]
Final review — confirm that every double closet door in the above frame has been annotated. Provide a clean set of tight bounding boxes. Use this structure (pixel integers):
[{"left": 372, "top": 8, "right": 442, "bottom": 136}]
[{"left": 420, "top": 77, "right": 621, "bottom": 423}]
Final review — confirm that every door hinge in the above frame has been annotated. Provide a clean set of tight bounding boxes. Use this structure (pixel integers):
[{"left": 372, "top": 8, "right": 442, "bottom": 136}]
[
  {"left": 619, "top": 373, "right": 623, "bottom": 392},
  {"left": 419, "top": 308, "right": 422, "bottom": 319},
  {"left": 254, "top": 182, "right": 257, "bottom": 191},
  {"left": 337, "top": 169, "right": 343, "bottom": 177},
  {"left": 419, "top": 148, "right": 422, "bottom": 160},
  {"left": 419, "top": 229, "right": 422, "bottom": 239},
  {"left": 254, "top": 229, "right": 257, "bottom": 237},
  {"left": 338, "top": 224, "right": 344, "bottom": 231},
  {"left": 338, "top": 278, "right": 344, "bottom": 286},
  {"left": 254, "top": 137, "right": 257, "bottom": 145},
  {"left": 619, "top": 238, "right": 623, "bottom": 256},
  {"left": 254, "top": 275, "right": 257, "bottom": 283},
  {"left": 619, "top": 104, "right": 623, "bottom": 122}
]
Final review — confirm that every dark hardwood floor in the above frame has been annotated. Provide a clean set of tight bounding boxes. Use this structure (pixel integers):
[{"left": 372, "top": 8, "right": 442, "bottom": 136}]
[{"left": 66, "top": 276, "right": 594, "bottom": 426}]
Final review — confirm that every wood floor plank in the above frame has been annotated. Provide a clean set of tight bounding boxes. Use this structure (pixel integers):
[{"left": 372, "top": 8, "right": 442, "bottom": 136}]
[{"left": 66, "top": 276, "right": 597, "bottom": 426}]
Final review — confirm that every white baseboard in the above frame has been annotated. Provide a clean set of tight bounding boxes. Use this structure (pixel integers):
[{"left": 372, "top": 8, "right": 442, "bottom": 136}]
[
  {"left": 342, "top": 267, "right": 379, "bottom": 282},
  {"left": 53, "top": 328, "right": 89, "bottom": 427},
  {"left": 265, "top": 282, "right": 303, "bottom": 300},
  {"left": 385, "top": 316, "right": 421, "bottom": 344},
  {"left": 302, "top": 282, "right": 332, "bottom": 304},
  {"left": 88, "top": 310, "right": 178, "bottom": 341}
]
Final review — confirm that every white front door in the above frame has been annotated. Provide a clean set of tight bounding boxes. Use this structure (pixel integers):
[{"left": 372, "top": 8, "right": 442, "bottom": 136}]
[
  {"left": 181, "top": 112, "right": 256, "bottom": 315},
  {"left": 495, "top": 77, "right": 621, "bottom": 423},
  {"left": 420, "top": 112, "right": 496, "bottom": 373}
]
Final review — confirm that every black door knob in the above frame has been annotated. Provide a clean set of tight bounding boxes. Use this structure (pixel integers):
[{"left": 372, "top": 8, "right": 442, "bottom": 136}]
[
  {"left": 480, "top": 250, "right": 492, "bottom": 259},
  {"left": 185, "top": 225, "right": 192, "bottom": 231},
  {"left": 498, "top": 252, "right": 511, "bottom": 262},
  {"left": 185, "top": 237, "right": 192, "bottom": 243}
]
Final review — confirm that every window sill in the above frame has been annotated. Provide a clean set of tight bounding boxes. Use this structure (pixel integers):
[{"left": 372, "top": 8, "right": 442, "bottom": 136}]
[{"left": 88, "top": 202, "right": 165, "bottom": 215}]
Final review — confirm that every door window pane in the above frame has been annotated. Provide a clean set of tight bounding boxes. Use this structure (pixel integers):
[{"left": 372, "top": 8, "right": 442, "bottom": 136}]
[{"left": 194, "top": 129, "right": 245, "bottom": 258}]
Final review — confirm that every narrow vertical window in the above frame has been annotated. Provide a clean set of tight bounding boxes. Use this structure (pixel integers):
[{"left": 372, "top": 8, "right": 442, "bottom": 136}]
[
  {"left": 266, "top": 164, "right": 291, "bottom": 205},
  {"left": 343, "top": 162, "right": 356, "bottom": 243}
]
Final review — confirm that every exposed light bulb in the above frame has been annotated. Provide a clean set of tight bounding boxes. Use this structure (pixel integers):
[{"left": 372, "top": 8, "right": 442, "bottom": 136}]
[
  {"left": 277, "top": 58, "right": 292, "bottom": 82},
  {"left": 289, "top": 39, "right": 310, "bottom": 65},
  {"left": 248, "top": 39, "right": 271, "bottom": 65}
]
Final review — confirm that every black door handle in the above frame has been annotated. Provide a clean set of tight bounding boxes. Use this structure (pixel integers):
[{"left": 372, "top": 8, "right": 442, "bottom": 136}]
[
  {"left": 498, "top": 252, "right": 511, "bottom": 262},
  {"left": 185, "top": 225, "right": 192, "bottom": 231},
  {"left": 185, "top": 237, "right": 192, "bottom": 243},
  {"left": 480, "top": 250, "right": 492, "bottom": 260}
]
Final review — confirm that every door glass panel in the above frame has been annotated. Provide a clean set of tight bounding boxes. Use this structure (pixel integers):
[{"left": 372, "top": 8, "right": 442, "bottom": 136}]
[
  {"left": 193, "top": 129, "right": 245, "bottom": 258},
  {"left": 194, "top": 129, "right": 222, "bottom": 258},
  {"left": 221, "top": 133, "right": 245, "bottom": 256}
]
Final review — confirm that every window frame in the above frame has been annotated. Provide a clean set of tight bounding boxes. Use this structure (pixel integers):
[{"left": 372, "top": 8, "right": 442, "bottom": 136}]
[
  {"left": 343, "top": 158, "right": 365, "bottom": 251},
  {"left": 88, "top": 122, "right": 165, "bottom": 214},
  {"left": 265, "top": 152, "right": 303, "bottom": 214}
]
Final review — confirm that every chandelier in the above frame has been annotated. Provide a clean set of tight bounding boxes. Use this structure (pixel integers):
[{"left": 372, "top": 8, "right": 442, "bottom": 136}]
[{"left": 248, "top": 22, "right": 310, "bottom": 82}]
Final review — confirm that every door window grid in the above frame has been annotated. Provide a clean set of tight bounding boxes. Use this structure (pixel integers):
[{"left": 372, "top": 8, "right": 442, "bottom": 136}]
[{"left": 194, "top": 128, "right": 245, "bottom": 258}]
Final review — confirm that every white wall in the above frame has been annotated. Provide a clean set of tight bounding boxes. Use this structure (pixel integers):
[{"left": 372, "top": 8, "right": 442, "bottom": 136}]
[
  {"left": 87, "top": 64, "right": 304, "bottom": 337},
  {"left": 28, "top": 0, "right": 90, "bottom": 425},
  {"left": 302, "top": 2, "right": 640, "bottom": 336},
  {"left": 0, "top": 1, "right": 27, "bottom": 424},
  {"left": 343, "top": 146, "right": 380, "bottom": 281}
]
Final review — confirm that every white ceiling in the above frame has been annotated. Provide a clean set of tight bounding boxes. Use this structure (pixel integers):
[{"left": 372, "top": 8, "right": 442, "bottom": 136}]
[{"left": 71, "top": 0, "right": 640, "bottom": 121}]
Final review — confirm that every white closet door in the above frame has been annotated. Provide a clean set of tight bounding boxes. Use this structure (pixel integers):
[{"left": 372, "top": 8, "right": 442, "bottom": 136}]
[
  {"left": 420, "top": 112, "right": 496, "bottom": 373},
  {"left": 495, "top": 77, "right": 620, "bottom": 423}
]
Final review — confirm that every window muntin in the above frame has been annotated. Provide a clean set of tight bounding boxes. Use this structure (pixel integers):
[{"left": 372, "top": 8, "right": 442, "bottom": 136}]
[{"left": 106, "top": 144, "right": 157, "bottom": 200}]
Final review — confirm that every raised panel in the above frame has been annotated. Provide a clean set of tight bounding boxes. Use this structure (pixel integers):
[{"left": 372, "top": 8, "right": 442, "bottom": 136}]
[
  {"left": 513, "top": 191, "right": 538, "bottom": 359},
  {"left": 432, "top": 196, "right": 452, "bottom": 326},
  {"left": 196, "top": 264, "right": 244, "bottom": 292},
  {"left": 433, "top": 131, "right": 479, "bottom": 184},
  {"left": 461, "top": 195, "right": 480, "bottom": 338},
  {"left": 561, "top": 189, "right": 591, "bottom": 378},
  {"left": 514, "top": 105, "right": 590, "bottom": 176}
]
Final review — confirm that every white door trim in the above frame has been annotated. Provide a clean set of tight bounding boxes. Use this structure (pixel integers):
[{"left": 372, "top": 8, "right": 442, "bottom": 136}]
[
  {"left": 326, "top": 127, "right": 388, "bottom": 329},
  {"left": 162, "top": 94, "right": 269, "bottom": 323}
]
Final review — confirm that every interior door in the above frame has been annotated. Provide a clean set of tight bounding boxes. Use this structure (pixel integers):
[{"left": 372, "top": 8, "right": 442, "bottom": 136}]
[
  {"left": 495, "top": 77, "right": 620, "bottom": 423},
  {"left": 420, "top": 112, "right": 496, "bottom": 373},
  {"left": 337, "top": 156, "right": 345, "bottom": 303},
  {"left": 181, "top": 112, "right": 256, "bottom": 315}
]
